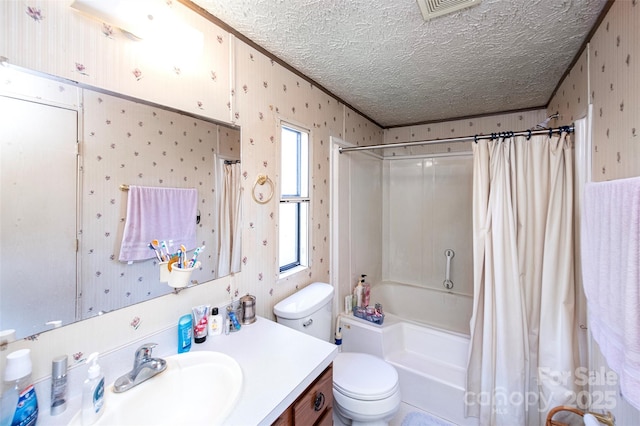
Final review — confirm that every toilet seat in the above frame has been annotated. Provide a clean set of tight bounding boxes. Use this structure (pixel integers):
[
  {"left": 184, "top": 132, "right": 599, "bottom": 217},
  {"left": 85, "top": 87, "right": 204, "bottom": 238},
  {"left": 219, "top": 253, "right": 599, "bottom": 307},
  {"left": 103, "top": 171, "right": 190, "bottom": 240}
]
[{"left": 333, "top": 352, "right": 399, "bottom": 400}]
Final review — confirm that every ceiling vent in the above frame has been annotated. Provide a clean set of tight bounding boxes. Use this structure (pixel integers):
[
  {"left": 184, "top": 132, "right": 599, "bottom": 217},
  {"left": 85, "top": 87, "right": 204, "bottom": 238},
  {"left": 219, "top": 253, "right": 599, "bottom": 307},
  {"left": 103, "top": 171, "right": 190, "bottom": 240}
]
[{"left": 417, "top": 0, "right": 481, "bottom": 21}]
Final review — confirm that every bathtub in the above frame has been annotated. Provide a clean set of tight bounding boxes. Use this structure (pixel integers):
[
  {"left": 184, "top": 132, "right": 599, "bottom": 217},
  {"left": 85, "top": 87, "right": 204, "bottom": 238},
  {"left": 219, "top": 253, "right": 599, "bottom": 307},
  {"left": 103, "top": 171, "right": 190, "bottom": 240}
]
[
  {"left": 338, "top": 313, "right": 478, "bottom": 426},
  {"left": 372, "top": 281, "right": 473, "bottom": 335}
]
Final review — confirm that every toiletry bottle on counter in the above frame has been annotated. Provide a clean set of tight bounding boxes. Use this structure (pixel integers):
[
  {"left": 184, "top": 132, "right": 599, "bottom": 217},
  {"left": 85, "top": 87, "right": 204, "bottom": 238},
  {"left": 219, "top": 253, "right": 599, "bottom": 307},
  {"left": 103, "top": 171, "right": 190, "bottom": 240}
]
[
  {"left": 208, "top": 307, "right": 223, "bottom": 336},
  {"left": 178, "top": 314, "right": 193, "bottom": 353},
  {"left": 82, "top": 353, "right": 105, "bottom": 426},
  {"left": 1, "top": 349, "right": 38, "bottom": 426},
  {"left": 227, "top": 305, "right": 242, "bottom": 332},
  {"left": 50, "top": 355, "right": 68, "bottom": 416},
  {"left": 192, "top": 305, "right": 210, "bottom": 343}
]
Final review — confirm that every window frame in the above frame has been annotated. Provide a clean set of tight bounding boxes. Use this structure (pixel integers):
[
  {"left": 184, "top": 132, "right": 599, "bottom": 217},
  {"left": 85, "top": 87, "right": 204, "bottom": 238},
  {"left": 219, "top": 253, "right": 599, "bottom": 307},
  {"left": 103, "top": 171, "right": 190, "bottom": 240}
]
[{"left": 278, "top": 121, "right": 311, "bottom": 275}]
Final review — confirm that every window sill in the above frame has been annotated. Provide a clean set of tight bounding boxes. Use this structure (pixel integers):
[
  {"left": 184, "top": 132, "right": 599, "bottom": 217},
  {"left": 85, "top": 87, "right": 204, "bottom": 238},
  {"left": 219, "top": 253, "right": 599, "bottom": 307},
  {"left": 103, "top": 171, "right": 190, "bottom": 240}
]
[{"left": 279, "top": 265, "right": 308, "bottom": 280}]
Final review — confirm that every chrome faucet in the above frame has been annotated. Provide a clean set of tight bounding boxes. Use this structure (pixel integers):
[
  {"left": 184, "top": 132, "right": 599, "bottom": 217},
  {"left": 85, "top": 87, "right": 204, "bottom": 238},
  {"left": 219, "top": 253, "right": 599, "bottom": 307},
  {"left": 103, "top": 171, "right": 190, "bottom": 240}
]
[{"left": 113, "top": 343, "right": 167, "bottom": 393}]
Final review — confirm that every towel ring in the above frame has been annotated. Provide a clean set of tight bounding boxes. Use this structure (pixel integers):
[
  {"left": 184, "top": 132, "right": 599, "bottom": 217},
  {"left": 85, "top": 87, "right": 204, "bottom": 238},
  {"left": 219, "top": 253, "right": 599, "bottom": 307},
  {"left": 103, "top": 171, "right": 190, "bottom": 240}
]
[{"left": 252, "top": 174, "right": 274, "bottom": 204}]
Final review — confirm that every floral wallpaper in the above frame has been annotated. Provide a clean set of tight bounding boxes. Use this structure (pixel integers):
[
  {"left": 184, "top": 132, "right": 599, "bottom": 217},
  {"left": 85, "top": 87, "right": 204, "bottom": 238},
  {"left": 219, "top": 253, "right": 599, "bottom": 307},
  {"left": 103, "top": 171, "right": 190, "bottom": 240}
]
[
  {"left": 549, "top": 1, "right": 640, "bottom": 182},
  {"left": 384, "top": 109, "right": 549, "bottom": 156},
  {"left": 81, "top": 90, "right": 235, "bottom": 317},
  {"left": 232, "top": 40, "right": 356, "bottom": 316},
  {"left": 1, "top": 0, "right": 231, "bottom": 121},
  {"left": 547, "top": 49, "right": 589, "bottom": 126},
  {"left": 0, "top": 0, "right": 384, "bottom": 328},
  {"left": 588, "top": 0, "right": 640, "bottom": 182}
]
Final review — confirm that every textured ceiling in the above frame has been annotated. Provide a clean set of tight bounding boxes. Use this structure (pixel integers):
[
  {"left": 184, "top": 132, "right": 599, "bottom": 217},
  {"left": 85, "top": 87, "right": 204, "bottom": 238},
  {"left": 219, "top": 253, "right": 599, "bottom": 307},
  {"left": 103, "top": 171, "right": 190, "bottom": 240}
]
[{"left": 190, "top": 0, "right": 609, "bottom": 127}]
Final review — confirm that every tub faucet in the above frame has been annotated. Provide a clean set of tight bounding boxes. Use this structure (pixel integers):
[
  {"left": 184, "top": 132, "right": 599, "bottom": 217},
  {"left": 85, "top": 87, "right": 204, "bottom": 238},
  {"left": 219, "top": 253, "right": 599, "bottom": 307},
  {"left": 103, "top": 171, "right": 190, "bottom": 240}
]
[{"left": 113, "top": 343, "right": 167, "bottom": 393}]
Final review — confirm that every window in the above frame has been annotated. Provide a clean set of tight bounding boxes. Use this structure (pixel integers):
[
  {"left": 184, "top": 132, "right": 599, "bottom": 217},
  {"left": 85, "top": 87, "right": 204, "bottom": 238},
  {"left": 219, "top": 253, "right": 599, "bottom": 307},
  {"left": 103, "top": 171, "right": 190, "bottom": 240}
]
[{"left": 279, "top": 123, "right": 310, "bottom": 273}]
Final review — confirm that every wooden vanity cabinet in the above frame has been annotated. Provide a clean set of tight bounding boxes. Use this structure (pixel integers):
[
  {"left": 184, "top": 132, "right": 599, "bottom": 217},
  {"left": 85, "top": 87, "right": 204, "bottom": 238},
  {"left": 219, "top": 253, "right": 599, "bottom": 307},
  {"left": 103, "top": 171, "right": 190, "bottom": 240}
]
[{"left": 272, "top": 364, "right": 333, "bottom": 426}]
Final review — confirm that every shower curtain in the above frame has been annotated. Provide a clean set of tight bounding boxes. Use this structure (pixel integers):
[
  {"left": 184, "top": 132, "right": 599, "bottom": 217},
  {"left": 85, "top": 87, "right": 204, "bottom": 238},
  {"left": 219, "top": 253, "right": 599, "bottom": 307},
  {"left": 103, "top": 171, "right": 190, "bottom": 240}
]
[
  {"left": 466, "top": 131, "right": 578, "bottom": 425},
  {"left": 217, "top": 160, "right": 242, "bottom": 277}
]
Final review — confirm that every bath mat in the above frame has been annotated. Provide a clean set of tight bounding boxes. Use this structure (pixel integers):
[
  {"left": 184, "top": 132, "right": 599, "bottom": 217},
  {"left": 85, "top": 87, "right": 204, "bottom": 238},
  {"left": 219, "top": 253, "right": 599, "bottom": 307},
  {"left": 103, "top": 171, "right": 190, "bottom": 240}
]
[{"left": 401, "top": 411, "right": 455, "bottom": 426}]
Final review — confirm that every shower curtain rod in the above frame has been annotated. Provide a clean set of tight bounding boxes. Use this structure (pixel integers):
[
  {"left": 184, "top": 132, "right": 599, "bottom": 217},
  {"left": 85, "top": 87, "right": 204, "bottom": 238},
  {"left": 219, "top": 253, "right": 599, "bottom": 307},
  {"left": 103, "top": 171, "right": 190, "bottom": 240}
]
[{"left": 338, "top": 125, "right": 574, "bottom": 154}]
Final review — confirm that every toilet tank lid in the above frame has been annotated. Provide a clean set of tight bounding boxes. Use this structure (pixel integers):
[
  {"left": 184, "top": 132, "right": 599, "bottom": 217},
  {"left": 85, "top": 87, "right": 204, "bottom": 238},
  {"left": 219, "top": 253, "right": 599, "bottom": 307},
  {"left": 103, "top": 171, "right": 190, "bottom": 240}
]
[{"left": 273, "top": 282, "right": 334, "bottom": 319}]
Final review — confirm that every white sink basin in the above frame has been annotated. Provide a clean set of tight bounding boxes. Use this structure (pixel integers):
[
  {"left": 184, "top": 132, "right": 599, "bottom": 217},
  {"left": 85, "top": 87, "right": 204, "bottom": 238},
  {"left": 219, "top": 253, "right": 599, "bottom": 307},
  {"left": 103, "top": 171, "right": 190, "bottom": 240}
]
[{"left": 70, "top": 351, "right": 243, "bottom": 426}]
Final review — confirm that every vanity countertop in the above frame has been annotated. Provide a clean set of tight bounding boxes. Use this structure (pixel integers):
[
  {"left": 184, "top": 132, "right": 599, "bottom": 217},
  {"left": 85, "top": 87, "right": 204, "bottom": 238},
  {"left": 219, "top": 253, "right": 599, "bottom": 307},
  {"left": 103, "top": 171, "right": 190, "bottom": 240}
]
[
  {"left": 190, "top": 316, "right": 338, "bottom": 425},
  {"left": 41, "top": 316, "right": 336, "bottom": 426}
]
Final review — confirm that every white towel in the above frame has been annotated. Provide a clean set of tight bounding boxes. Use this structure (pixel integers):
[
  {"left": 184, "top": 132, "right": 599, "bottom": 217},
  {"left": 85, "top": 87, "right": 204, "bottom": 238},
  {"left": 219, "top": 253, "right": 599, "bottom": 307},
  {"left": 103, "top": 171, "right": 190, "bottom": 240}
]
[
  {"left": 581, "top": 176, "right": 640, "bottom": 410},
  {"left": 119, "top": 186, "right": 198, "bottom": 262}
]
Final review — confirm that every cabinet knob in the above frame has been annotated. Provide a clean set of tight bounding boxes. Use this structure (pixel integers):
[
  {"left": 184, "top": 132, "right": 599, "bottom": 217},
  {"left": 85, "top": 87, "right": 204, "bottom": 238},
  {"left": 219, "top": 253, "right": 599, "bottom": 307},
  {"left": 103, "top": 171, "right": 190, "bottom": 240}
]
[{"left": 313, "top": 392, "right": 325, "bottom": 411}]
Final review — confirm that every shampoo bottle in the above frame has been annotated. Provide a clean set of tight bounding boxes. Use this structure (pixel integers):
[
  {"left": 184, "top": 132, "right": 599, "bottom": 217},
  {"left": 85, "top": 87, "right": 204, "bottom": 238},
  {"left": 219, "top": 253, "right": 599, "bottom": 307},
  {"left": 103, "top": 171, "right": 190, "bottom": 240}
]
[
  {"left": 81, "top": 352, "right": 105, "bottom": 426},
  {"left": 1, "top": 349, "right": 38, "bottom": 426},
  {"left": 361, "top": 274, "right": 371, "bottom": 307}
]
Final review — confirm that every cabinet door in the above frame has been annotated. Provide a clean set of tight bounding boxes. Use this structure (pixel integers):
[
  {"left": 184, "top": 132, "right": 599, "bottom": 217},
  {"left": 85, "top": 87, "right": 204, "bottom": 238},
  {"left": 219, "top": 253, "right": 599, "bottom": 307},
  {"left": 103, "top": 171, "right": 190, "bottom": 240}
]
[
  {"left": 293, "top": 365, "right": 333, "bottom": 425},
  {"left": 315, "top": 407, "right": 333, "bottom": 426},
  {"left": 272, "top": 407, "right": 293, "bottom": 426}
]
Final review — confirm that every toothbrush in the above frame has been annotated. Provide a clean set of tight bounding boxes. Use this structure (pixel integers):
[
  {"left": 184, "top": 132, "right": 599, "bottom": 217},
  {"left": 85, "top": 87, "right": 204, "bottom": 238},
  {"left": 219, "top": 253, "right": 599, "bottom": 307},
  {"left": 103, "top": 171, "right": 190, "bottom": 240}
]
[
  {"left": 148, "top": 242, "right": 162, "bottom": 261},
  {"left": 180, "top": 245, "right": 187, "bottom": 268},
  {"left": 189, "top": 245, "right": 205, "bottom": 268},
  {"left": 151, "top": 239, "right": 165, "bottom": 261},
  {"left": 161, "top": 240, "right": 170, "bottom": 260}
]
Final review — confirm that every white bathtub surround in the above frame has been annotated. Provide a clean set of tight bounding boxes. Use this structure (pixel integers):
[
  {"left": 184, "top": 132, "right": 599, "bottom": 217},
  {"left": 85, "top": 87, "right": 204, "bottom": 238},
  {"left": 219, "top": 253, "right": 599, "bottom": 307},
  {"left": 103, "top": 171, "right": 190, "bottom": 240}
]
[
  {"left": 467, "top": 132, "right": 579, "bottom": 425},
  {"left": 372, "top": 281, "right": 472, "bottom": 335},
  {"left": 339, "top": 314, "right": 478, "bottom": 426},
  {"left": 383, "top": 155, "right": 474, "bottom": 301}
]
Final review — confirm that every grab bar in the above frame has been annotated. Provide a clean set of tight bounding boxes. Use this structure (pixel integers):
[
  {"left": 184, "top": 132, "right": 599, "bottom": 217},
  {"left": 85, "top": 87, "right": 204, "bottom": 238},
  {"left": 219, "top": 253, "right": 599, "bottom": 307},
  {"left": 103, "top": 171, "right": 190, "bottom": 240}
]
[{"left": 443, "top": 249, "right": 454, "bottom": 290}]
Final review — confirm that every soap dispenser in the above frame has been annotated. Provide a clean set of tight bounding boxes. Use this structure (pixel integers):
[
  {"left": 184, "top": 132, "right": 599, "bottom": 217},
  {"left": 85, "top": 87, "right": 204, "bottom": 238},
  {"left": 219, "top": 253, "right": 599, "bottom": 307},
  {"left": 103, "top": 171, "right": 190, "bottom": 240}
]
[{"left": 81, "top": 353, "right": 105, "bottom": 426}]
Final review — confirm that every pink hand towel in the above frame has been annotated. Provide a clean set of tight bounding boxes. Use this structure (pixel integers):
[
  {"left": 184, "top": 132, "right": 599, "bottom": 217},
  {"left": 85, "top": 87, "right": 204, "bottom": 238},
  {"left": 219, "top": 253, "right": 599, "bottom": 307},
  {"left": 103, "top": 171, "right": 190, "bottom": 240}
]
[
  {"left": 119, "top": 186, "right": 198, "bottom": 262},
  {"left": 581, "top": 176, "right": 640, "bottom": 410}
]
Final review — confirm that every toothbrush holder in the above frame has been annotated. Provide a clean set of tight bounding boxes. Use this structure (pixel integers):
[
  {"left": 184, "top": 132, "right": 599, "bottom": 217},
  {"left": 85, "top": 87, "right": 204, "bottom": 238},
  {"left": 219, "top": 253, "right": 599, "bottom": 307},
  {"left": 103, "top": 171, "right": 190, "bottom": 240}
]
[{"left": 167, "top": 261, "right": 201, "bottom": 289}]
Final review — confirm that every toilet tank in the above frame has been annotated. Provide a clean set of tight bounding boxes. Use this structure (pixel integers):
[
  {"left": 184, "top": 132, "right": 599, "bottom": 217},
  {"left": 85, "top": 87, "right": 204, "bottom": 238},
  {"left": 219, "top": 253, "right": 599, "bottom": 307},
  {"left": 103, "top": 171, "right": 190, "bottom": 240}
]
[{"left": 273, "top": 282, "right": 334, "bottom": 342}]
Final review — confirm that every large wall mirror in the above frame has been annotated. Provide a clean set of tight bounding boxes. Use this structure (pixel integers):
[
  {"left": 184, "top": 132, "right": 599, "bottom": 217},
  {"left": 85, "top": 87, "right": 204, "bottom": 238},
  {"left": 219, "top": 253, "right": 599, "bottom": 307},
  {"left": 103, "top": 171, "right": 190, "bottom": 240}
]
[{"left": 0, "top": 66, "right": 241, "bottom": 340}]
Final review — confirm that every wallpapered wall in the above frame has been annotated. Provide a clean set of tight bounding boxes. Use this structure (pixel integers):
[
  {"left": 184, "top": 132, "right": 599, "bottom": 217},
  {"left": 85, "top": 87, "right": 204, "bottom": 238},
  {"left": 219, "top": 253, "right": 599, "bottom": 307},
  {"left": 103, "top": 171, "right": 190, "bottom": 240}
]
[
  {"left": 81, "top": 90, "right": 239, "bottom": 316},
  {"left": 384, "top": 109, "right": 548, "bottom": 155},
  {"left": 1, "top": 67, "right": 241, "bottom": 335},
  {"left": 549, "top": 0, "right": 640, "bottom": 182},
  {"left": 547, "top": 1, "right": 640, "bottom": 422},
  {"left": 0, "top": 0, "right": 384, "bottom": 327}
]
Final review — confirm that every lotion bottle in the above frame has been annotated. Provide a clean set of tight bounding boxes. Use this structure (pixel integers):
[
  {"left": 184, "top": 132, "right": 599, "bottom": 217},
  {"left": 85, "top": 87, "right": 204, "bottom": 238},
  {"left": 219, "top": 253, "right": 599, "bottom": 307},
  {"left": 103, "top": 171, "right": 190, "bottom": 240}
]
[
  {"left": 81, "top": 353, "right": 105, "bottom": 426},
  {"left": 208, "top": 307, "right": 223, "bottom": 336}
]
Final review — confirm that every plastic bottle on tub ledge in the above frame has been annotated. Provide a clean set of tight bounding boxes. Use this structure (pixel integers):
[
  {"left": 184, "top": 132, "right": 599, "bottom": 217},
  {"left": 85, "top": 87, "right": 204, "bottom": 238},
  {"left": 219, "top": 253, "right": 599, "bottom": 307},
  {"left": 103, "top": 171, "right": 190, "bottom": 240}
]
[
  {"left": 353, "top": 277, "right": 364, "bottom": 307},
  {"left": 361, "top": 274, "right": 371, "bottom": 307}
]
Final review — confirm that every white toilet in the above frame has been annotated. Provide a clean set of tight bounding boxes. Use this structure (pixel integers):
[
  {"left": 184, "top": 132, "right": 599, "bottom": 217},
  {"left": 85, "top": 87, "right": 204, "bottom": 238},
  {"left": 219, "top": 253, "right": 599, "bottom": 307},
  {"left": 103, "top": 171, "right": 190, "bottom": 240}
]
[{"left": 274, "top": 282, "right": 401, "bottom": 426}]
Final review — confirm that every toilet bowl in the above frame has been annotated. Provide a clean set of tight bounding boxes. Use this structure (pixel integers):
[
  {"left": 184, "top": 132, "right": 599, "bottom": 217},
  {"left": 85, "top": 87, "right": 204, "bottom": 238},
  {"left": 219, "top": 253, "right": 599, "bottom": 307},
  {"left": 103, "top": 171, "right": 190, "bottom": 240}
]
[
  {"left": 332, "top": 352, "right": 401, "bottom": 426},
  {"left": 273, "top": 282, "right": 401, "bottom": 426}
]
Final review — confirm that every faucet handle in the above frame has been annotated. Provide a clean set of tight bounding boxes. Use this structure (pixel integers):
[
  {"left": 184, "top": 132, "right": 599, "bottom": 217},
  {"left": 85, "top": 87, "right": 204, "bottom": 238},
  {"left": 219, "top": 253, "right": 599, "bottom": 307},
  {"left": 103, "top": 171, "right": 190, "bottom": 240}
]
[{"left": 134, "top": 343, "right": 158, "bottom": 361}]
